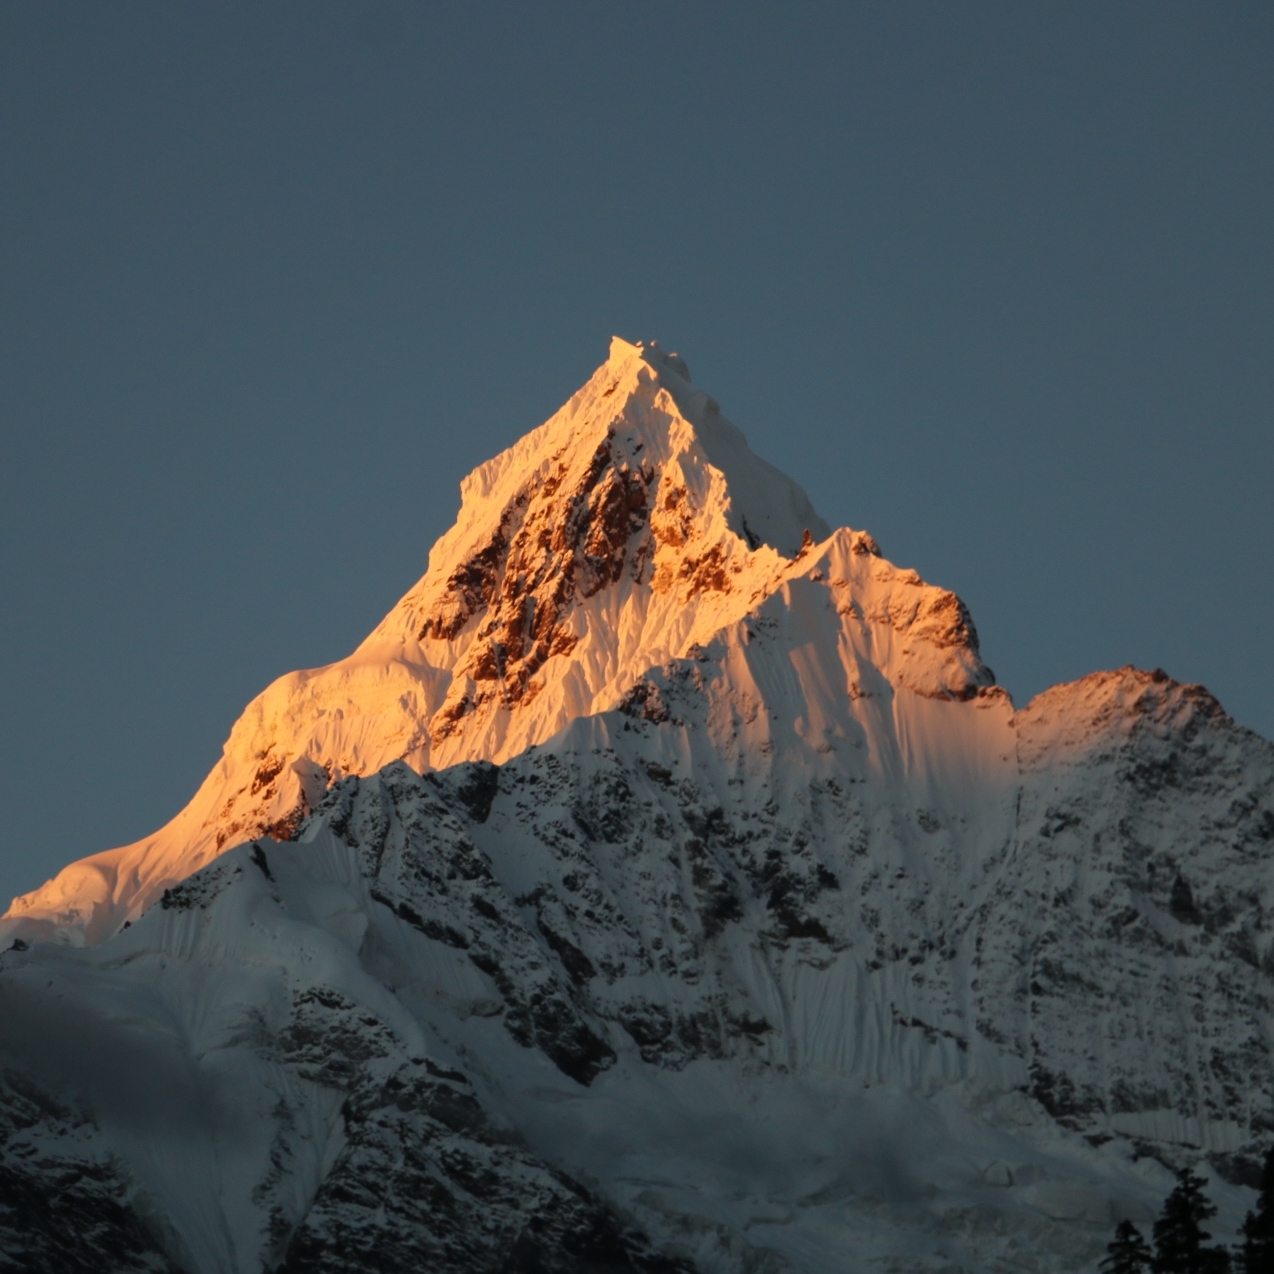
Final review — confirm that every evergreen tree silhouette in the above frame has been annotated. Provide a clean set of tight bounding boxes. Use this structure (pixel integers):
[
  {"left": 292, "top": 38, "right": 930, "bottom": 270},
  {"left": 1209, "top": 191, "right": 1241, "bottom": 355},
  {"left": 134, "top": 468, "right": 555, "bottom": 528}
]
[
  {"left": 1103, "top": 1219, "right": 1153, "bottom": 1273},
  {"left": 1152, "top": 1167, "right": 1231, "bottom": 1274},
  {"left": 1239, "top": 1146, "right": 1274, "bottom": 1274}
]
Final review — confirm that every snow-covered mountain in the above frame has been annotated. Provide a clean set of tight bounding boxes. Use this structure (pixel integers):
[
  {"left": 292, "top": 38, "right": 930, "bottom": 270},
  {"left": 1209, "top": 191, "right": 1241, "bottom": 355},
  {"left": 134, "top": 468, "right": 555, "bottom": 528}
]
[
  {"left": 2, "top": 337, "right": 836, "bottom": 947},
  {"left": 2, "top": 338, "right": 1272, "bottom": 1273}
]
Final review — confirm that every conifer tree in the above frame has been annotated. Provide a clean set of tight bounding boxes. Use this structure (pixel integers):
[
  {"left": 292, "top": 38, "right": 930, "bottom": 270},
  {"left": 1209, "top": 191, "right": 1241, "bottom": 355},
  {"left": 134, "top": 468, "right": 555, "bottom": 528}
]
[
  {"left": 1239, "top": 1146, "right": 1274, "bottom": 1274},
  {"left": 1152, "top": 1167, "right": 1231, "bottom": 1274},
  {"left": 1103, "top": 1219, "right": 1153, "bottom": 1273}
]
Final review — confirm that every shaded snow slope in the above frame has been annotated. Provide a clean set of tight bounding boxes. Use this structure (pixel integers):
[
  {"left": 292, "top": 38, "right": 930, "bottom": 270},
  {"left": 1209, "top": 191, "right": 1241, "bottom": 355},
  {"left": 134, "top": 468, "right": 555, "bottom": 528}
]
[{"left": 1, "top": 662, "right": 1270, "bottom": 1272}]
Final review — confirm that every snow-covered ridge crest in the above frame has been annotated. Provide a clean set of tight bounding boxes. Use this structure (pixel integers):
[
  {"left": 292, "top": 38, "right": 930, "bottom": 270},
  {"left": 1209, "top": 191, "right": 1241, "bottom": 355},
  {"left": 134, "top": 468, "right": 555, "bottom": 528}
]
[{"left": 0, "top": 337, "right": 989, "bottom": 946}]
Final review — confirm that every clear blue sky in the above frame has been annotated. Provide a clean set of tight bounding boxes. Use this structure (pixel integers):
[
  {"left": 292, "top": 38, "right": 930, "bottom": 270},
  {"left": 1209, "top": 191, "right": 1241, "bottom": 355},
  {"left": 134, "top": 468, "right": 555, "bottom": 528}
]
[{"left": 2, "top": 2, "right": 1271, "bottom": 907}]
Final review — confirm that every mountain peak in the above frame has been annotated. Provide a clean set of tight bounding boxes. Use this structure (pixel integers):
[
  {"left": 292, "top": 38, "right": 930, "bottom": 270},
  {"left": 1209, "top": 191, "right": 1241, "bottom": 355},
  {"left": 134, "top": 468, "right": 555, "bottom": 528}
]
[
  {"left": 3, "top": 345, "right": 1272, "bottom": 1274},
  {"left": 607, "top": 334, "right": 691, "bottom": 383},
  {"left": 421, "top": 336, "right": 825, "bottom": 580},
  {"left": 372, "top": 337, "right": 829, "bottom": 752},
  {"left": 1, "top": 339, "right": 980, "bottom": 946}
]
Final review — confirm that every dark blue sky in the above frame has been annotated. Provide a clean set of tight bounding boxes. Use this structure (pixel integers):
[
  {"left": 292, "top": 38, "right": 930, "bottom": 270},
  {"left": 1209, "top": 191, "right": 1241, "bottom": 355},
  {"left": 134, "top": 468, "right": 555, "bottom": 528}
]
[{"left": 2, "top": 2, "right": 1271, "bottom": 907}]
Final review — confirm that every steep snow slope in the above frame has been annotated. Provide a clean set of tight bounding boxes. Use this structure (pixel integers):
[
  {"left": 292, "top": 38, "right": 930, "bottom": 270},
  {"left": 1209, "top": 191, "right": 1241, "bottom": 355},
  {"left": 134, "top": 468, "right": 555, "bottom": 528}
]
[{"left": 2, "top": 340, "right": 1272, "bottom": 1273}]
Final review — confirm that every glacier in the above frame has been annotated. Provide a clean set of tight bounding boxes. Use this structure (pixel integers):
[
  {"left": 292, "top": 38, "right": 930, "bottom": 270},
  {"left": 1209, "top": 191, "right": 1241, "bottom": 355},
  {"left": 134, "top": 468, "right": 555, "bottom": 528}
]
[{"left": 1, "top": 337, "right": 1272, "bottom": 1272}]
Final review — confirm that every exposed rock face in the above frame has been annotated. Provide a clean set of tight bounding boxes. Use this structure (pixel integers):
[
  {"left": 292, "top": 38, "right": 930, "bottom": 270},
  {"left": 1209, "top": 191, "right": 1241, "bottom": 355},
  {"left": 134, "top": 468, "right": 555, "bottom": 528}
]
[
  {"left": 424, "top": 428, "right": 658, "bottom": 736},
  {"left": 0, "top": 822, "right": 693, "bottom": 1274},
  {"left": 978, "top": 668, "right": 1274, "bottom": 1174},
  {"left": 0, "top": 1069, "right": 180, "bottom": 1274},
  {"left": 0, "top": 342, "right": 1270, "bottom": 1272},
  {"left": 275, "top": 1058, "right": 690, "bottom": 1274}
]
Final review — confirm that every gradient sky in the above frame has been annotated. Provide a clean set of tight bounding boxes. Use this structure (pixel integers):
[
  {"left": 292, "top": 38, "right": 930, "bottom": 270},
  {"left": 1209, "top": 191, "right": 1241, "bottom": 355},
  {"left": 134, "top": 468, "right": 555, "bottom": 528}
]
[{"left": 2, "top": 2, "right": 1271, "bottom": 908}]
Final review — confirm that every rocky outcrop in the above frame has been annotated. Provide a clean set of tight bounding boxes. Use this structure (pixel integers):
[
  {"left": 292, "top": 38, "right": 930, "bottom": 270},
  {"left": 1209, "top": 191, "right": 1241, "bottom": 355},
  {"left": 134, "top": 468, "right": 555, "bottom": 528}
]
[
  {"left": 0, "top": 1069, "right": 180, "bottom": 1274},
  {"left": 425, "top": 429, "right": 659, "bottom": 738}
]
